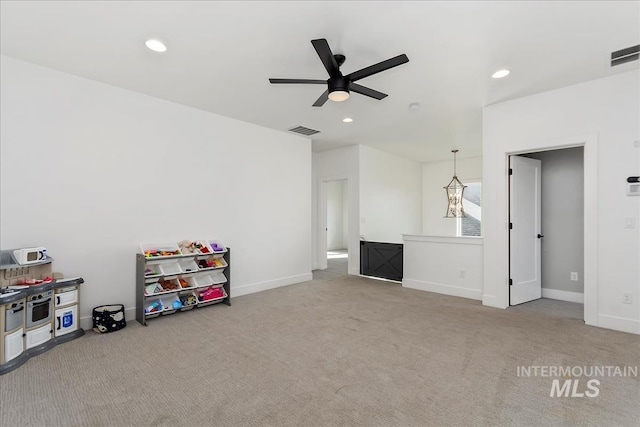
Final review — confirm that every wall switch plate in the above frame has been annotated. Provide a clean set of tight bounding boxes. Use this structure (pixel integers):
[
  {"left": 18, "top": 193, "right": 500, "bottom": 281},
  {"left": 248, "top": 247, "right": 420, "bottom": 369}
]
[
  {"left": 622, "top": 293, "right": 632, "bottom": 304},
  {"left": 460, "top": 270, "right": 466, "bottom": 279},
  {"left": 570, "top": 272, "right": 579, "bottom": 281}
]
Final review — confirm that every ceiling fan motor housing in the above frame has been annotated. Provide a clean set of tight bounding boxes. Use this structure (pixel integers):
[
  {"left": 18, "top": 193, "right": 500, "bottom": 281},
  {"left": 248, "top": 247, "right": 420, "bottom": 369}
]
[{"left": 329, "top": 75, "right": 350, "bottom": 94}]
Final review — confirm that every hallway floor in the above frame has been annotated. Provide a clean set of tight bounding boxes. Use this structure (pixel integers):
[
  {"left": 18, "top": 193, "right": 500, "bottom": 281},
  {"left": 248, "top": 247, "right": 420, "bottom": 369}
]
[{"left": 313, "top": 249, "right": 348, "bottom": 280}]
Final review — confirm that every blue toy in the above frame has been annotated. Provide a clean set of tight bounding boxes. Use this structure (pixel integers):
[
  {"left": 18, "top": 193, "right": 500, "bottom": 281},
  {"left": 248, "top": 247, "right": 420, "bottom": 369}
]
[{"left": 172, "top": 300, "right": 183, "bottom": 310}]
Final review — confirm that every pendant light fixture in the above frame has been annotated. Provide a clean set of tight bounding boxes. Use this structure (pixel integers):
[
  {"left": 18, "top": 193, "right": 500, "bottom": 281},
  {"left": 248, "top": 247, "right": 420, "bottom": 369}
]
[{"left": 444, "top": 149, "right": 467, "bottom": 218}]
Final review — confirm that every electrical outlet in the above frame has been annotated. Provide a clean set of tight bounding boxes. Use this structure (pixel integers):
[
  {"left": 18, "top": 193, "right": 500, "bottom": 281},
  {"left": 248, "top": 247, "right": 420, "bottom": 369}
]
[
  {"left": 622, "top": 293, "right": 632, "bottom": 304},
  {"left": 460, "top": 270, "right": 466, "bottom": 279},
  {"left": 570, "top": 272, "right": 578, "bottom": 281}
]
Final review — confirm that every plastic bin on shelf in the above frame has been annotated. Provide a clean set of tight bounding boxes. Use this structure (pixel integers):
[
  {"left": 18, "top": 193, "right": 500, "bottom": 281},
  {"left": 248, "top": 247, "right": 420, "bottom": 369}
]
[
  {"left": 196, "top": 286, "right": 227, "bottom": 307},
  {"left": 194, "top": 241, "right": 214, "bottom": 255},
  {"left": 144, "top": 297, "right": 164, "bottom": 318},
  {"left": 144, "top": 282, "right": 164, "bottom": 296},
  {"left": 198, "top": 258, "right": 227, "bottom": 270},
  {"left": 141, "top": 242, "right": 182, "bottom": 259},
  {"left": 207, "top": 240, "right": 227, "bottom": 259},
  {"left": 159, "top": 262, "right": 182, "bottom": 277},
  {"left": 144, "top": 264, "right": 163, "bottom": 279},
  {"left": 145, "top": 276, "right": 161, "bottom": 286},
  {"left": 194, "top": 274, "right": 213, "bottom": 288},
  {"left": 178, "top": 259, "right": 198, "bottom": 274},
  {"left": 161, "top": 294, "right": 181, "bottom": 315},
  {"left": 159, "top": 278, "right": 181, "bottom": 293},
  {"left": 213, "top": 258, "right": 227, "bottom": 269},
  {"left": 178, "top": 291, "right": 198, "bottom": 311},
  {"left": 178, "top": 277, "right": 197, "bottom": 290},
  {"left": 177, "top": 240, "right": 200, "bottom": 255},
  {"left": 210, "top": 270, "right": 227, "bottom": 285}
]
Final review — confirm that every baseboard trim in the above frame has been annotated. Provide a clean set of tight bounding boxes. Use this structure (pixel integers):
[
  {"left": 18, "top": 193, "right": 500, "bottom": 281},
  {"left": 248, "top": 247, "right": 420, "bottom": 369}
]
[
  {"left": 597, "top": 314, "right": 640, "bottom": 335},
  {"left": 80, "top": 306, "right": 136, "bottom": 331},
  {"left": 231, "top": 273, "right": 313, "bottom": 298},
  {"left": 542, "top": 288, "right": 584, "bottom": 304},
  {"left": 402, "top": 278, "right": 482, "bottom": 301},
  {"left": 481, "top": 294, "right": 507, "bottom": 309}
]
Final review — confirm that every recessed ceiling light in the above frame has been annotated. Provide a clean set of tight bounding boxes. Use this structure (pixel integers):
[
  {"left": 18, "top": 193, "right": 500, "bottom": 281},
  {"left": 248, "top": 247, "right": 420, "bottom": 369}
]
[
  {"left": 492, "top": 69, "right": 510, "bottom": 79},
  {"left": 145, "top": 39, "right": 167, "bottom": 53},
  {"left": 343, "top": 117, "right": 353, "bottom": 123}
]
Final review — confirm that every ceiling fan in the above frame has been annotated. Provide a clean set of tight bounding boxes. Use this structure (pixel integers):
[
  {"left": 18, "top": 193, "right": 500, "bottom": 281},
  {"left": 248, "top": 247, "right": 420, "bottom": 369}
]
[{"left": 269, "top": 38, "right": 409, "bottom": 107}]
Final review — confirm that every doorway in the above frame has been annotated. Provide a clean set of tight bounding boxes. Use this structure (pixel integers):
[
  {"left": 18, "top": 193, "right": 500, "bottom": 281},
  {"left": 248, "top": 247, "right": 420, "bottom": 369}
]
[
  {"left": 325, "top": 179, "right": 348, "bottom": 275},
  {"left": 509, "top": 147, "right": 585, "bottom": 318}
]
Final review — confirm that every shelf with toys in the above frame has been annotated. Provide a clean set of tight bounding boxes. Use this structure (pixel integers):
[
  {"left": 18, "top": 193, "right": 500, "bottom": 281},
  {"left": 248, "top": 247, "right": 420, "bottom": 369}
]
[{"left": 136, "top": 240, "right": 231, "bottom": 325}]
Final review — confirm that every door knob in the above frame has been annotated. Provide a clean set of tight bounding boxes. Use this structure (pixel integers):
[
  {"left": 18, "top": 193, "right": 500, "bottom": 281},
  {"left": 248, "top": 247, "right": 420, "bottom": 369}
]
[{"left": 537, "top": 234, "right": 544, "bottom": 239}]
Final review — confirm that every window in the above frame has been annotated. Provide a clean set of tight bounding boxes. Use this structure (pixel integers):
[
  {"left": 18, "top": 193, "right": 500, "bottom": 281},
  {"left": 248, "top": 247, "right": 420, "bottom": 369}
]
[{"left": 457, "top": 181, "right": 481, "bottom": 237}]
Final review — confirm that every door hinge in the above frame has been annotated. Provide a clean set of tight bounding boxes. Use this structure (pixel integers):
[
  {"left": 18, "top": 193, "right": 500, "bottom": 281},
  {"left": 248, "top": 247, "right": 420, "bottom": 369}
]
[
  {"left": 509, "top": 278, "right": 513, "bottom": 286},
  {"left": 509, "top": 222, "right": 513, "bottom": 230},
  {"left": 509, "top": 168, "right": 513, "bottom": 175}
]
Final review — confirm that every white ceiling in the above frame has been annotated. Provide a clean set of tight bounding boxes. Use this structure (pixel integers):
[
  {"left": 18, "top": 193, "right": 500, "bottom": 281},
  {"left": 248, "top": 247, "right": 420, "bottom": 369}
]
[{"left": 1, "top": 1, "right": 638, "bottom": 162}]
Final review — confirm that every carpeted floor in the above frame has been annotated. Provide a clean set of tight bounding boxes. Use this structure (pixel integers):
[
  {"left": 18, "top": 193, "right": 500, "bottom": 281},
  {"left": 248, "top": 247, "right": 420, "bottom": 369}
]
[{"left": 1, "top": 273, "right": 639, "bottom": 426}]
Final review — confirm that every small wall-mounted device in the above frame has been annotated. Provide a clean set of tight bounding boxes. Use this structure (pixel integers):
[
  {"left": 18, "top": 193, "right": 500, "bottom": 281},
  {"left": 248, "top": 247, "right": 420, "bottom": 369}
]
[
  {"left": 12, "top": 247, "right": 47, "bottom": 265},
  {"left": 628, "top": 177, "right": 640, "bottom": 196}
]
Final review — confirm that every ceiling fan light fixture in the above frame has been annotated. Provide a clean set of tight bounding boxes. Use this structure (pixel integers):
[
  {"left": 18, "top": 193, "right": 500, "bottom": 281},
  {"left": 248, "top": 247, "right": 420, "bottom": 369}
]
[
  {"left": 268, "top": 38, "right": 409, "bottom": 107},
  {"left": 145, "top": 39, "right": 167, "bottom": 53},
  {"left": 329, "top": 90, "right": 350, "bottom": 102}
]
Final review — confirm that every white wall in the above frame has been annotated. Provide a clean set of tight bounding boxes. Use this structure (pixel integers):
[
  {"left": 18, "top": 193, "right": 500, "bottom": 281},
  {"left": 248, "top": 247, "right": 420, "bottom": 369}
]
[
  {"left": 422, "top": 156, "right": 483, "bottom": 236},
  {"left": 359, "top": 145, "right": 422, "bottom": 243},
  {"left": 0, "top": 56, "right": 312, "bottom": 325},
  {"left": 312, "top": 146, "right": 360, "bottom": 274},
  {"left": 326, "top": 180, "right": 346, "bottom": 250},
  {"left": 483, "top": 69, "right": 640, "bottom": 335},
  {"left": 403, "top": 235, "right": 483, "bottom": 300}
]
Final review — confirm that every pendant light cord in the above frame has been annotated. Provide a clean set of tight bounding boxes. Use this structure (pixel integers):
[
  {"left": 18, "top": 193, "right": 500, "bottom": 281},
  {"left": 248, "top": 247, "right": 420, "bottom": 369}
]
[{"left": 452, "top": 149, "right": 458, "bottom": 177}]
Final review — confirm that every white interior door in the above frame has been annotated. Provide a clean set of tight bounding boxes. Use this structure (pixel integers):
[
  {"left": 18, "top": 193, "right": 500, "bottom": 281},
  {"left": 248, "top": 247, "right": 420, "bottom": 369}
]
[{"left": 510, "top": 156, "right": 542, "bottom": 305}]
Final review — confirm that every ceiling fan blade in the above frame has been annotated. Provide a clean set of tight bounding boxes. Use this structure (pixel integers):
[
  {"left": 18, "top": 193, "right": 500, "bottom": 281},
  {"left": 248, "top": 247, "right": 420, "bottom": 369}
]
[
  {"left": 312, "top": 89, "right": 329, "bottom": 107},
  {"left": 269, "top": 78, "right": 326, "bottom": 84},
  {"left": 347, "top": 54, "right": 409, "bottom": 82},
  {"left": 350, "top": 83, "right": 388, "bottom": 100},
  {"left": 311, "top": 38, "right": 340, "bottom": 77}
]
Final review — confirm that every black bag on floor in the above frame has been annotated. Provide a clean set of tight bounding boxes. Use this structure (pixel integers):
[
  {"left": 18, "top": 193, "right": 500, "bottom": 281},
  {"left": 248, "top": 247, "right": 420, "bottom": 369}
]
[{"left": 92, "top": 304, "right": 126, "bottom": 333}]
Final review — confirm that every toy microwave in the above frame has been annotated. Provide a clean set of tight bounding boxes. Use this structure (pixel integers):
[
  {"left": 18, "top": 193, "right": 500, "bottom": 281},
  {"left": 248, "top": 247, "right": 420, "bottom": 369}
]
[{"left": 13, "top": 247, "right": 47, "bottom": 265}]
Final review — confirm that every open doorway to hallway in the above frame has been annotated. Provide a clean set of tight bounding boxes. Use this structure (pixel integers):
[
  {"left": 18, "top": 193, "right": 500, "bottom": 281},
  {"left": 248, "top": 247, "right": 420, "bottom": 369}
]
[
  {"left": 327, "top": 249, "right": 348, "bottom": 275},
  {"left": 509, "top": 147, "right": 585, "bottom": 319},
  {"left": 325, "top": 179, "right": 348, "bottom": 277}
]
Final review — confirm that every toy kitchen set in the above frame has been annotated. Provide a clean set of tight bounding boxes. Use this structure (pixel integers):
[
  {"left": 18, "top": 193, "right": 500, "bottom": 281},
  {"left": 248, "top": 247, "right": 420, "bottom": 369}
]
[{"left": 0, "top": 247, "right": 84, "bottom": 375}]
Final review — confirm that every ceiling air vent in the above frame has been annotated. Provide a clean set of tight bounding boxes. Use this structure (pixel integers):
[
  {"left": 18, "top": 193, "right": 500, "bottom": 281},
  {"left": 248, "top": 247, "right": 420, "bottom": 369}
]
[
  {"left": 288, "top": 125, "right": 320, "bottom": 136},
  {"left": 611, "top": 44, "right": 639, "bottom": 67}
]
